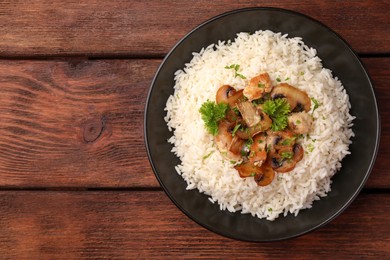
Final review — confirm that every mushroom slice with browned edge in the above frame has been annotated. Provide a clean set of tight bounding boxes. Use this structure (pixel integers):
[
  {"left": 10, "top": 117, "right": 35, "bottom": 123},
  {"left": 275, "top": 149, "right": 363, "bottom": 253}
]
[
  {"left": 234, "top": 161, "right": 263, "bottom": 178},
  {"left": 235, "top": 109, "right": 272, "bottom": 139},
  {"left": 269, "top": 144, "right": 304, "bottom": 173},
  {"left": 215, "top": 120, "right": 243, "bottom": 161},
  {"left": 215, "top": 85, "right": 244, "bottom": 108},
  {"left": 237, "top": 101, "right": 260, "bottom": 127},
  {"left": 254, "top": 163, "right": 275, "bottom": 186},
  {"left": 270, "top": 83, "right": 311, "bottom": 112}
]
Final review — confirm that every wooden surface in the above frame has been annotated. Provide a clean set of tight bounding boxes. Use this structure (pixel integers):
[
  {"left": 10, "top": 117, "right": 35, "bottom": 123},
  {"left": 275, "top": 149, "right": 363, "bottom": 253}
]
[{"left": 0, "top": 1, "right": 389, "bottom": 258}]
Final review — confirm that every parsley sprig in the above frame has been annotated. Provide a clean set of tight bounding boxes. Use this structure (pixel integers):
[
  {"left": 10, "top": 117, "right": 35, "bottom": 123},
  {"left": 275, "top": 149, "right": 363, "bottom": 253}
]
[
  {"left": 199, "top": 101, "right": 229, "bottom": 136},
  {"left": 262, "top": 98, "right": 290, "bottom": 131},
  {"left": 224, "top": 64, "right": 246, "bottom": 79}
]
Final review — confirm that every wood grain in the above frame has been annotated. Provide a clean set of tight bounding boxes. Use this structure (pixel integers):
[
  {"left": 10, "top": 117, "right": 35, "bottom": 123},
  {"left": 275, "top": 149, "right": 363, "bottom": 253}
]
[
  {"left": 0, "top": 59, "right": 160, "bottom": 188},
  {"left": 0, "top": 58, "right": 388, "bottom": 188},
  {"left": 0, "top": 1, "right": 388, "bottom": 57},
  {"left": 0, "top": 191, "right": 388, "bottom": 259}
]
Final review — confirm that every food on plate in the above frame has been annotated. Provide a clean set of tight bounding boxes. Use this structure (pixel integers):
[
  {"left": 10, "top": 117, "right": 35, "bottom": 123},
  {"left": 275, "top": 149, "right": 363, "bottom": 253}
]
[
  {"left": 165, "top": 30, "right": 354, "bottom": 220},
  {"left": 199, "top": 74, "right": 313, "bottom": 186}
]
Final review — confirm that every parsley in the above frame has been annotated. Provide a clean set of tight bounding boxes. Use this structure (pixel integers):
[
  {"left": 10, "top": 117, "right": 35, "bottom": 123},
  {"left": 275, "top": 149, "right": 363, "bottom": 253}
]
[
  {"left": 202, "top": 151, "right": 214, "bottom": 160},
  {"left": 296, "top": 120, "right": 301, "bottom": 125},
  {"left": 258, "top": 83, "right": 265, "bottom": 88},
  {"left": 199, "top": 101, "right": 229, "bottom": 136},
  {"left": 300, "top": 71, "right": 305, "bottom": 76},
  {"left": 232, "top": 107, "right": 240, "bottom": 115},
  {"left": 285, "top": 77, "right": 290, "bottom": 81},
  {"left": 281, "top": 137, "right": 296, "bottom": 146},
  {"left": 307, "top": 143, "right": 315, "bottom": 153},
  {"left": 232, "top": 124, "right": 241, "bottom": 137},
  {"left": 281, "top": 151, "right": 294, "bottom": 160},
  {"left": 276, "top": 77, "right": 281, "bottom": 82},
  {"left": 225, "top": 64, "right": 246, "bottom": 79},
  {"left": 230, "top": 160, "right": 236, "bottom": 164},
  {"left": 268, "top": 208, "right": 273, "bottom": 212},
  {"left": 250, "top": 172, "right": 256, "bottom": 177},
  {"left": 311, "top": 97, "right": 320, "bottom": 115},
  {"left": 262, "top": 98, "right": 290, "bottom": 131}
]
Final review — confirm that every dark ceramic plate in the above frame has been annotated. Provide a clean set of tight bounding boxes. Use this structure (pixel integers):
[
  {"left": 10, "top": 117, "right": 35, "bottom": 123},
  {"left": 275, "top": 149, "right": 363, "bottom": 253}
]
[{"left": 144, "top": 7, "right": 380, "bottom": 241}]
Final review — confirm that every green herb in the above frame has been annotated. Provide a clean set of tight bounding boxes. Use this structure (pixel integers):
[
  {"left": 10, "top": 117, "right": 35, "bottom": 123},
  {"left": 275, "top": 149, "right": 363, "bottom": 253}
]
[
  {"left": 296, "top": 120, "right": 301, "bottom": 125},
  {"left": 281, "top": 151, "right": 294, "bottom": 160},
  {"left": 300, "top": 71, "right": 305, "bottom": 76},
  {"left": 262, "top": 98, "right": 290, "bottom": 131},
  {"left": 225, "top": 64, "right": 246, "bottom": 79},
  {"left": 258, "top": 139, "right": 263, "bottom": 144},
  {"left": 307, "top": 143, "right": 315, "bottom": 153},
  {"left": 199, "top": 101, "right": 229, "bottom": 136},
  {"left": 232, "top": 107, "right": 240, "bottom": 115},
  {"left": 276, "top": 77, "right": 281, "bottom": 82},
  {"left": 232, "top": 124, "right": 241, "bottom": 137},
  {"left": 250, "top": 172, "right": 256, "bottom": 177},
  {"left": 322, "top": 116, "right": 326, "bottom": 120},
  {"left": 268, "top": 208, "right": 273, "bottom": 212},
  {"left": 281, "top": 137, "right": 296, "bottom": 146},
  {"left": 258, "top": 83, "right": 265, "bottom": 88},
  {"left": 249, "top": 151, "right": 255, "bottom": 158},
  {"left": 285, "top": 77, "right": 290, "bottom": 81},
  {"left": 202, "top": 151, "right": 214, "bottom": 160},
  {"left": 266, "top": 145, "right": 271, "bottom": 153},
  {"left": 311, "top": 97, "right": 320, "bottom": 115},
  {"left": 230, "top": 160, "right": 236, "bottom": 164}
]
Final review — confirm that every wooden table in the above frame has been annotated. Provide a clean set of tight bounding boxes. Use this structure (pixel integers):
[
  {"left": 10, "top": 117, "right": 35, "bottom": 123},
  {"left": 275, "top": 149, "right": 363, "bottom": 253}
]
[{"left": 0, "top": 1, "right": 389, "bottom": 258}]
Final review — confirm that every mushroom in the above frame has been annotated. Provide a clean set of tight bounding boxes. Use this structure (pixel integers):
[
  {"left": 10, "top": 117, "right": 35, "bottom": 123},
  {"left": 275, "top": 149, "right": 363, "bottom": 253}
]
[
  {"left": 237, "top": 101, "right": 260, "bottom": 127},
  {"left": 288, "top": 112, "right": 313, "bottom": 134},
  {"left": 254, "top": 163, "right": 275, "bottom": 186},
  {"left": 215, "top": 85, "right": 244, "bottom": 108},
  {"left": 243, "top": 72, "right": 273, "bottom": 101},
  {"left": 234, "top": 161, "right": 275, "bottom": 187},
  {"left": 270, "top": 83, "right": 311, "bottom": 112},
  {"left": 215, "top": 120, "right": 244, "bottom": 160},
  {"left": 235, "top": 110, "right": 272, "bottom": 139},
  {"left": 269, "top": 144, "right": 304, "bottom": 173},
  {"left": 234, "top": 161, "right": 262, "bottom": 178}
]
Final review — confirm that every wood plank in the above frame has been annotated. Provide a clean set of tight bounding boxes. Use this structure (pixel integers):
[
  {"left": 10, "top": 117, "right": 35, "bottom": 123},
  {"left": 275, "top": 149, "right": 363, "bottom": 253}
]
[
  {"left": 0, "top": 58, "right": 387, "bottom": 188},
  {"left": 0, "top": 1, "right": 388, "bottom": 56},
  {"left": 0, "top": 191, "right": 388, "bottom": 258}
]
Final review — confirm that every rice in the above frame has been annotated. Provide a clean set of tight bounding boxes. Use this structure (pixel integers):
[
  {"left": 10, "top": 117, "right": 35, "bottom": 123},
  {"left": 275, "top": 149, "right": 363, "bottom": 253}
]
[{"left": 164, "top": 30, "right": 354, "bottom": 220}]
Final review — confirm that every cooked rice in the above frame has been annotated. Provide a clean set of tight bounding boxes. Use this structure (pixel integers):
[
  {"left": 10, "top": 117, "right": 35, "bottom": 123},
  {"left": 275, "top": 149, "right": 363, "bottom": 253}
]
[{"left": 164, "top": 30, "right": 354, "bottom": 220}]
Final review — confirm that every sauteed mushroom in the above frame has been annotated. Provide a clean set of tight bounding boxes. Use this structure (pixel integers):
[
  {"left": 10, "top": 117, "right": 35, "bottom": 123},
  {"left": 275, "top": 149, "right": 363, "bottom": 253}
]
[
  {"left": 215, "top": 120, "right": 243, "bottom": 160},
  {"left": 271, "top": 83, "right": 311, "bottom": 112}
]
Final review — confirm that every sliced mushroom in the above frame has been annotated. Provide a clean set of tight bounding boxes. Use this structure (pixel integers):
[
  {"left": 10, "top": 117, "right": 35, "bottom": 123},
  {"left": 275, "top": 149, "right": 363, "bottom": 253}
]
[
  {"left": 288, "top": 112, "right": 313, "bottom": 134},
  {"left": 270, "top": 83, "right": 311, "bottom": 112},
  {"left": 215, "top": 85, "right": 244, "bottom": 108},
  {"left": 237, "top": 101, "right": 261, "bottom": 127},
  {"left": 243, "top": 72, "right": 273, "bottom": 101},
  {"left": 235, "top": 110, "right": 271, "bottom": 139},
  {"left": 216, "top": 85, "right": 236, "bottom": 104},
  {"left": 234, "top": 161, "right": 263, "bottom": 178},
  {"left": 249, "top": 134, "right": 267, "bottom": 166},
  {"left": 269, "top": 144, "right": 304, "bottom": 173},
  {"left": 254, "top": 163, "right": 275, "bottom": 186},
  {"left": 215, "top": 120, "right": 244, "bottom": 160},
  {"left": 266, "top": 130, "right": 295, "bottom": 152}
]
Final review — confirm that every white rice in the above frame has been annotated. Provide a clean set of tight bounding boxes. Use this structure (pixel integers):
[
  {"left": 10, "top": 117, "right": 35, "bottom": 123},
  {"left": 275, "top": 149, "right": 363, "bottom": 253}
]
[{"left": 164, "top": 30, "right": 354, "bottom": 220}]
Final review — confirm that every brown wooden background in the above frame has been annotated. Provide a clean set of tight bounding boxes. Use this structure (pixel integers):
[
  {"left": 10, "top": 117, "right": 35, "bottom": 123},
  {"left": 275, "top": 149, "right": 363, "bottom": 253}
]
[{"left": 0, "top": 1, "right": 389, "bottom": 258}]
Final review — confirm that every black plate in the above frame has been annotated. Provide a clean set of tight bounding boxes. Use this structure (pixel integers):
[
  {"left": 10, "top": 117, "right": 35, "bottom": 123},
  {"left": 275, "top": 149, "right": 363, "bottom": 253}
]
[{"left": 144, "top": 7, "right": 380, "bottom": 241}]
